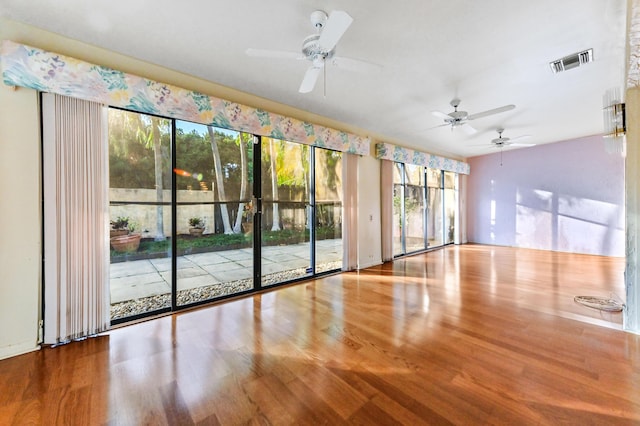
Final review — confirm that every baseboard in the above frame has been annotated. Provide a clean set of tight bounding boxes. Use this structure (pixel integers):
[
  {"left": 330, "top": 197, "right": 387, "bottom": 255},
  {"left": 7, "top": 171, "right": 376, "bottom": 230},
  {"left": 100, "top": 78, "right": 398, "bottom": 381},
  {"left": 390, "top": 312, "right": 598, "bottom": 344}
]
[
  {"left": 357, "top": 259, "right": 382, "bottom": 270},
  {"left": 0, "top": 341, "right": 40, "bottom": 361}
]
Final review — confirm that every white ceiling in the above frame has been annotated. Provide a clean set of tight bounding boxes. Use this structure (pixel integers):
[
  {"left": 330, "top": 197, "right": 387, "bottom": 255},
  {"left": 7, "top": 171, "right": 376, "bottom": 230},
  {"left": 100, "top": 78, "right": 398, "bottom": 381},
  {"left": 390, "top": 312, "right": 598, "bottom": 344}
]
[{"left": 0, "top": 0, "right": 628, "bottom": 159}]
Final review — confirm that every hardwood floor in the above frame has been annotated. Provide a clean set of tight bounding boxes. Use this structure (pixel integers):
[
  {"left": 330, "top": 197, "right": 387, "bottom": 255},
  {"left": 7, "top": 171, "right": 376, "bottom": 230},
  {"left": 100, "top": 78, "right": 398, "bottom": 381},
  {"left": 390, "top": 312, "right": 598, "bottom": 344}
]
[{"left": 1, "top": 244, "right": 638, "bottom": 424}]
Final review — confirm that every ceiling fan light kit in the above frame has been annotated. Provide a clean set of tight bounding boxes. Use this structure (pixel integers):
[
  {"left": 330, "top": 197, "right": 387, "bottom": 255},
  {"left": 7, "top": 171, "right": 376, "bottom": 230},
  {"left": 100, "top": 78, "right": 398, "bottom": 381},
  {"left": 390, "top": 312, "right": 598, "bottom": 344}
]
[
  {"left": 430, "top": 99, "right": 516, "bottom": 133},
  {"left": 490, "top": 128, "right": 534, "bottom": 166}
]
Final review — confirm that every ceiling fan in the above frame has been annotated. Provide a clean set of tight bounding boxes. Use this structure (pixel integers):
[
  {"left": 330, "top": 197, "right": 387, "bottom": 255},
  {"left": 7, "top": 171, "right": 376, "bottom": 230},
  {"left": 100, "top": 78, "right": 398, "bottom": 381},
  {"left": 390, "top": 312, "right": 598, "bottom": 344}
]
[
  {"left": 431, "top": 99, "right": 516, "bottom": 134},
  {"left": 491, "top": 128, "right": 533, "bottom": 148},
  {"left": 246, "top": 10, "right": 381, "bottom": 94},
  {"left": 489, "top": 128, "right": 534, "bottom": 166}
]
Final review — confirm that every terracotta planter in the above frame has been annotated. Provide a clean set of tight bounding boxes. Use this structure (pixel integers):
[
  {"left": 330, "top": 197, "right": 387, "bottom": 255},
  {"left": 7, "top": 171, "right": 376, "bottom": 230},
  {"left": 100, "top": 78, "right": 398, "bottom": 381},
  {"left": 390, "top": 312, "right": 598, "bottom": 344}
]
[
  {"left": 110, "top": 229, "right": 129, "bottom": 238},
  {"left": 189, "top": 227, "right": 204, "bottom": 237},
  {"left": 241, "top": 222, "right": 253, "bottom": 234},
  {"left": 110, "top": 233, "right": 141, "bottom": 253}
]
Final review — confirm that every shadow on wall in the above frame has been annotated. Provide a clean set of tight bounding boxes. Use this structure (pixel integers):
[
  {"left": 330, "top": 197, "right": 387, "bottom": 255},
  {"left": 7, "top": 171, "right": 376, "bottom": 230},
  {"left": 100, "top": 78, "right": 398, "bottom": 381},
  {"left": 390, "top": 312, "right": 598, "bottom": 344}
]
[
  {"left": 513, "top": 187, "right": 624, "bottom": 255},
  {"left": 469, "top": 135, "right": 625, "bottom": 257}
]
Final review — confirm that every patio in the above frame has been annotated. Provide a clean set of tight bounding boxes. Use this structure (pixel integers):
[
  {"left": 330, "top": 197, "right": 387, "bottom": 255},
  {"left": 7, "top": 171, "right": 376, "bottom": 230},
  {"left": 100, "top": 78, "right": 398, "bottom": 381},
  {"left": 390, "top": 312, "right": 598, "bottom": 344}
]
[{"left": 110, "top": 239, "right": 342, "bottom": 319}]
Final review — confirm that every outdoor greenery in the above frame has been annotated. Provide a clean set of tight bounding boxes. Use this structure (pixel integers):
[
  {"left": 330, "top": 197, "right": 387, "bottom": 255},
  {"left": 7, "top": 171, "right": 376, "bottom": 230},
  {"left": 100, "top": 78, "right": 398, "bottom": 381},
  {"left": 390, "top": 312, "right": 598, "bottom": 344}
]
[
  {"left": 110, "top": 225, "right": 340, "bottom": 259},
  {"left": 109, "top": 109, "right": 342, "bottom": 238},
  {"left": 110, "top": 216, "right": 130, "bottom": 230},
  {"left": 188, "top": 217, "right": 205, "bottom": 229}
]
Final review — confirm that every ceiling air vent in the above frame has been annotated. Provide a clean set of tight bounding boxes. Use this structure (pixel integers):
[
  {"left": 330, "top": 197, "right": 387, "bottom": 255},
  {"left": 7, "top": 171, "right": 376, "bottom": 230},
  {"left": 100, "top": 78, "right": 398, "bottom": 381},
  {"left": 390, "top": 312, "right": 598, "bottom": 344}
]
[{"left": 549, "top": 49, "right": 593, "bottom": 73}]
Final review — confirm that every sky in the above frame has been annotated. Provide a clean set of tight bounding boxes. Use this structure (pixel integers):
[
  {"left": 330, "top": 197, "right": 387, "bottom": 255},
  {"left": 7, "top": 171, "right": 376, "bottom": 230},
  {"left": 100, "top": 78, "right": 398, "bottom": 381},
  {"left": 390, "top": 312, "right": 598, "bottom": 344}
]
[{"left": 176, "top": 120, "right": 239, "bottom": 138}]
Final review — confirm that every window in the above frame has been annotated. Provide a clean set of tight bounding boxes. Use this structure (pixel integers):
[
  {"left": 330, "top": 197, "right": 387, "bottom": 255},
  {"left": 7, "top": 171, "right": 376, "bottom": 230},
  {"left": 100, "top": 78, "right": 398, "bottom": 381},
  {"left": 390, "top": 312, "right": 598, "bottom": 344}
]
[
  {"left": 404, "top": 164, "right": 426, "bottom": 253},
  {"left": 393, "top": 163, "right": 458, "bottom": 257},
  {"left": 393, "top": 163, "right": 405, "bottom": 256},
  {"left": 427, "top": 168, "right": 443, "bottom": 247},
  {"left": 108, "top": 110, "right": 344, "bottom": 322},
  {"left": 444, "top": 171, "right": 457, "bottom": 244},
  {"left": 109, "top": 109, "right": 172, "bottom": 320}
]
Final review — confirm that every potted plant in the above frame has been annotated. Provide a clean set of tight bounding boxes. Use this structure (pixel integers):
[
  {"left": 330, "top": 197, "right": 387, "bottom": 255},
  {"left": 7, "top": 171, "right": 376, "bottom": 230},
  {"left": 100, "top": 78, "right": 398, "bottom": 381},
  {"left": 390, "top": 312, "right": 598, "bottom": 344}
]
[
  {"left": 188, "top": 217, "right": 205, "bottom": 236},
  {"left": 282, "top": 217, "right": 294, "bottom": 230},
  {"left": 110, "top": 219, "right": 142, "bottom": 253},
  {"left": 110, "top": 216, "right": 130, "bottom": 238},
  {"left": 241, "top": 203, "right": 253, "bottom": 234}
]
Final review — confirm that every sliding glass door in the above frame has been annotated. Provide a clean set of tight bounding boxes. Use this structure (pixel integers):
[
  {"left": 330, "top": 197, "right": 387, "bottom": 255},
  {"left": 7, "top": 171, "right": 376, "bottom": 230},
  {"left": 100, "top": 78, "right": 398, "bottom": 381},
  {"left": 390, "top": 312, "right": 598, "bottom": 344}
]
[
  {"left": 427, "top": 168, "right": 444, "bottom": 247},
  {"left": 315, "top": 148, "right": 343, "bottom": 273},
  {"left": 404, "top": 164, "right": 426, "bottom": 253},
  {"left": 108, "top": 110, "right": 344, "bottom": 322},
  {"left": 393, "top": 164, "right": 404, "bottom": 256},
  {"left": 260, "top": 138, "right": 312, "bottom": 286},
  {"left": 174, "top": 122, "right": 254, "bottom": 306},
  {"left": 108, "top": 109, "right": 172, "bottom": 321},
  {"left": 444, "top": 171, "right": 457, "bottom": 244},
  {"left": 392, "top": 163, "right": 458, "bottom": 257}
]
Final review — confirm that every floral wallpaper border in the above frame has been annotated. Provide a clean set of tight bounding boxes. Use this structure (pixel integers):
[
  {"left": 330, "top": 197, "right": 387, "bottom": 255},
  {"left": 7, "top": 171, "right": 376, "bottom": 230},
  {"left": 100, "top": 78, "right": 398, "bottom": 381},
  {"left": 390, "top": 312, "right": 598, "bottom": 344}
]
[
  {"left": 375, "top": 142, "right": 470, "bottom": 174},
  {"left": 0, "top": 40, "right": 370, "bottom": 155}
]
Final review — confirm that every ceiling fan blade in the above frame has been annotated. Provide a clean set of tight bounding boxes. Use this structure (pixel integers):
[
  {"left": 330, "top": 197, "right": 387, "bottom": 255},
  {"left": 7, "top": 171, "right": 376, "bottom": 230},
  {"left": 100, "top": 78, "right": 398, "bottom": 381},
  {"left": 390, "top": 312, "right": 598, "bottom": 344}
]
[
  {"left": 431, "top": 111, "right": 451, "bottom": 120},
  {"left": 245, "top": 48, "right": 303, "bottom": 60},
  {"left": 426, "top": 123, "right": 451, "bottom": 130},
  {"left": 511, "top": 143, "right": 535, "bottom": 147},
  {"left": 331, "top": 56, "right": 382, "bottom": 73},
  {"left": 468, "top": 104, "right": 516, "bottom": 120},
  {"left": 318, "top": 10, "right": 353, "bottom": 51},
  {"left": 508, "top": 135, "right": 531, "bottom": 143},
  {"left": 299, "top": 67, "right": 322, "bottom": 93},
  {"left": 460, "top": 123, "right": 477, "bottom": 135}
]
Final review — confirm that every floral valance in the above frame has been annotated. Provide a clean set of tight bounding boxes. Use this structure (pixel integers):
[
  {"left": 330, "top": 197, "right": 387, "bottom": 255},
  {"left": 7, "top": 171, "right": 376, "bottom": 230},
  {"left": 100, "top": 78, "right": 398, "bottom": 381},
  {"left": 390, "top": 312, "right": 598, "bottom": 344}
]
[
  {"left": 0, "top": 40, "right": 370, "bottom": 155},
  {"left": 375, "top": 142, "right": 470, "bottom": 174}
]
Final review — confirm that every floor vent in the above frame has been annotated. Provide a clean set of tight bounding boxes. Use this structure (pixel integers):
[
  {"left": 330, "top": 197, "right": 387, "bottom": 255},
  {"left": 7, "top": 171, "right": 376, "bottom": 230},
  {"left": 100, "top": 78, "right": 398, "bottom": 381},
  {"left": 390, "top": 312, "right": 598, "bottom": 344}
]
[{"left": 549, "top": 49, "right": 593, "bottom": 73}]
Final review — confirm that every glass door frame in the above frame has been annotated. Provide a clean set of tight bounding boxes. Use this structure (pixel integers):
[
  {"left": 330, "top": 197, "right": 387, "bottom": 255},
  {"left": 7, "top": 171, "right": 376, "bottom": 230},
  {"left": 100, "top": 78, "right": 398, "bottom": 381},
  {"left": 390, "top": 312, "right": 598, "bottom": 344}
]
[
  {"left": 391, "top": 162, "right": 458, "bottom": 260},
  {"left": 252, "top": 135, "right": 262, "bottom": 291},
  {"left": 173, "top": 124, "right": 257, "bottom": 310}
]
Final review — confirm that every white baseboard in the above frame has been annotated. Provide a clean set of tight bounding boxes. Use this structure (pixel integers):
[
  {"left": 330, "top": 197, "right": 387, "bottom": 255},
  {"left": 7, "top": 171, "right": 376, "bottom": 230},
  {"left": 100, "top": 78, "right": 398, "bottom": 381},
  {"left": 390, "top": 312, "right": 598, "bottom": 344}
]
[
  {"left": 357, "top": 259, "right": 382, "bottom": 270},
  {"left": 0, "top": 341, "right": 40, "bottom": 361}
]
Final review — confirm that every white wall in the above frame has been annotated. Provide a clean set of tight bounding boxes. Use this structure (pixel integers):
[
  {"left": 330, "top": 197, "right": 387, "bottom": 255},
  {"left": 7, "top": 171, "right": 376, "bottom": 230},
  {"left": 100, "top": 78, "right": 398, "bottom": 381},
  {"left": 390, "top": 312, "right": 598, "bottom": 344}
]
[
  {"left": 357, "top": 155, "right": 382, "bottom": 269},
  {"left": 467, "top": 135, "right": 625, "bottom": 256},
  {"left": 0, "top": 77, "right": 41, "bottom": 359}
]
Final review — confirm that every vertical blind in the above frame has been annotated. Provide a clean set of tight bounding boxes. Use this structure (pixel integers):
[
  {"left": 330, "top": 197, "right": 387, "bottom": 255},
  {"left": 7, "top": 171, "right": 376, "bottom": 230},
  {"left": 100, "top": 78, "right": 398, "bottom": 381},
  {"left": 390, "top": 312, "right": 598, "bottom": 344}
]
[
  {"left": 43, "top": 93, "right": 110, "bottom": 344},
  {"left": 380, "top": 160, "right": 394, "bottom": 262},
  {"left": 342, "top": 153, "right": 358, "bottom": 270}
]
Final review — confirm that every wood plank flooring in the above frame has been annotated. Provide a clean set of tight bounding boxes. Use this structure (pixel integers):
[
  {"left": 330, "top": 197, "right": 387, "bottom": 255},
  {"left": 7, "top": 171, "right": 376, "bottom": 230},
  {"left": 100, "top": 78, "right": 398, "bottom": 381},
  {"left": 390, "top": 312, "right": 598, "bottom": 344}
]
[{"left": 1, "top": 244, "right": 638, "bottom": 424}]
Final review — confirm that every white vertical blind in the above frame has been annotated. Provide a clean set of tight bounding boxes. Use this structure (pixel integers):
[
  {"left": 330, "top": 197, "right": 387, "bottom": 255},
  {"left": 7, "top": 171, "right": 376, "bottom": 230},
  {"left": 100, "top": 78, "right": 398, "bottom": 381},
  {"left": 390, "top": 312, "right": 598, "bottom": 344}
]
[
  {"left": 43, "top": 93, "right": 110, "bottom": 344},
  {"left": 342, "top": 153, "right": 358, "bottom": 270},
  {"left": 380, "top": 160, "right": 394, "bottom": 262}
]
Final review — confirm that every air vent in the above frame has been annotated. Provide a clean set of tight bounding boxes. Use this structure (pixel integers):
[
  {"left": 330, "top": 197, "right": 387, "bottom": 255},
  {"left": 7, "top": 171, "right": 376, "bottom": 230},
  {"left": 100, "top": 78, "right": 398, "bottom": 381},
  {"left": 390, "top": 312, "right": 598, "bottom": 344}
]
[{"left": 549, "top": 49, "right": 593, "bottom": 73}]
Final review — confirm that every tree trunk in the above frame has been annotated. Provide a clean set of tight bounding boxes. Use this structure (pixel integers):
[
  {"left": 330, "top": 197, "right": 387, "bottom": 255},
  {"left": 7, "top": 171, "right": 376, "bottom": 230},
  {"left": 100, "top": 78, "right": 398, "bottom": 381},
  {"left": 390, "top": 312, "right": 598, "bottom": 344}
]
[
  {"left": 269, "top": 139, "right": 281, "bottom": 231},
  {"left": 207, "top": 126, "right": 234, "bottom": 234},
  {"left": 152, "top": 117, "right": 166, "bottom": 241},
  {"left": 233, "top": 134, "right": 249, "bottom": 233},
  {"left": 303, "top": 145, "right": 311, "bottom": 230}
]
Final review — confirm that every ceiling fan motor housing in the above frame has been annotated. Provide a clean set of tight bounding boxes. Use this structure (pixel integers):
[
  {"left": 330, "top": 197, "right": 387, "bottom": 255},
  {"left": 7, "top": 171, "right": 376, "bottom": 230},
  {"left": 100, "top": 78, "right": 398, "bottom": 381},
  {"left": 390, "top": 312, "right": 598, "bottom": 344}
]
[
  {"left": 447, "top": 110, "right": 468, "bottom": 126},
  {"left": 302, "top": 34, "right": 333, "bottom": 66}
]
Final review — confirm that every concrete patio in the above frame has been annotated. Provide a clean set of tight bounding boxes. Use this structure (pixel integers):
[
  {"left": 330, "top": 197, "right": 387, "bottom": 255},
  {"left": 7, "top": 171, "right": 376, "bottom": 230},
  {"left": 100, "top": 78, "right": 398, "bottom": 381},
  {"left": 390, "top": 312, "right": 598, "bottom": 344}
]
[{"left": 110, "top": 239, "right": 343, "bottom": 308}]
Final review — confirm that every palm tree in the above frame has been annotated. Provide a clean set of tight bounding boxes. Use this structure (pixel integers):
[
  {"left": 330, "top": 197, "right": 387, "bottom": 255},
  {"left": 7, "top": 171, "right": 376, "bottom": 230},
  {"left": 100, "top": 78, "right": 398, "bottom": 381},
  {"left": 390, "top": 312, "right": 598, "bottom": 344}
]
[
  {"left": 232, "top": 133, "right": 250, "bottom": 233},
  {"left": 135, "top": 116, "right": 169, "bottom": 241},
  {"left": 269, "top": 138, "right": 281, "bottom": 231},
  {"left": 207, "top": 126, "right": 234, "bottom": 234},
  {"left": 150, "top": 117, "right": 166, "bottom": 241}
]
